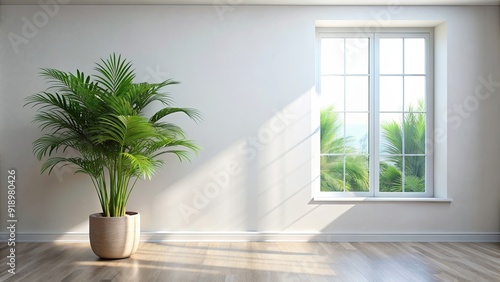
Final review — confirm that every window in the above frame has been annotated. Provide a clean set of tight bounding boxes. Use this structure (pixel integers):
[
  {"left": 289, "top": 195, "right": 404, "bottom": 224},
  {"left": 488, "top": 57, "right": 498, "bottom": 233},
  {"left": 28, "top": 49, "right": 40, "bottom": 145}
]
[{"left": 317, "top": 28, "right": 433, "bottom": 198}]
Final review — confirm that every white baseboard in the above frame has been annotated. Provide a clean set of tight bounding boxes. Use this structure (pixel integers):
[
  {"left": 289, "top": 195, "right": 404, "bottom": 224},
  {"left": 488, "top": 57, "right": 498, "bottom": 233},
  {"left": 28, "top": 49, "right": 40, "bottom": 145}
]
[{"left": 1, "top": 232, "right": 499, "bottom": 242}]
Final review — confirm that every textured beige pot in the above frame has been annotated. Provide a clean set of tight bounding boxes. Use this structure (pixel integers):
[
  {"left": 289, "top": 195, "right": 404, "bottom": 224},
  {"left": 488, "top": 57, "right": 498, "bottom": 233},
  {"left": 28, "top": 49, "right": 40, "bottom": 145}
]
[{"left": 89, "top": 212, "right": 140, "bottom": 259}]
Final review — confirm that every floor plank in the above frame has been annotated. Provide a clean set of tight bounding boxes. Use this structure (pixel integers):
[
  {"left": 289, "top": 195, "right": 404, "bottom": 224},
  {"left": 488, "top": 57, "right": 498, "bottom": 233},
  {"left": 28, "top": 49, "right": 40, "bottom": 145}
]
[{"left": 0, "top": 242, "right": 498, "bottom": 281}]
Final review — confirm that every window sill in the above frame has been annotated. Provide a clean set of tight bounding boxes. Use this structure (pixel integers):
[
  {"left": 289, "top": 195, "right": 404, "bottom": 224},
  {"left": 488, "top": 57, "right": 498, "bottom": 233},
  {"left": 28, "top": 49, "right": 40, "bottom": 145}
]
[{"left": 310, "top": 197, "right": 453, "bottom": 204}]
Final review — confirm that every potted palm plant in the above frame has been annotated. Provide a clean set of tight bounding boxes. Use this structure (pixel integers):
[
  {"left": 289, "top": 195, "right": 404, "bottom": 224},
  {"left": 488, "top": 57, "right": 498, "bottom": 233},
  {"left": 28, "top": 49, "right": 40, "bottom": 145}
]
[{"left": 25, "top": 54, "right": 200, "bottom": 259}]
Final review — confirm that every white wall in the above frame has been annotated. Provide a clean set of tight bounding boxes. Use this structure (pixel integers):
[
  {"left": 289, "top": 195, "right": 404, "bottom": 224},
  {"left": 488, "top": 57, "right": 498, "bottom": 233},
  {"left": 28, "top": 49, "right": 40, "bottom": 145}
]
[{"left": 0, "top": 4, "right": 499, "bottom": 240}]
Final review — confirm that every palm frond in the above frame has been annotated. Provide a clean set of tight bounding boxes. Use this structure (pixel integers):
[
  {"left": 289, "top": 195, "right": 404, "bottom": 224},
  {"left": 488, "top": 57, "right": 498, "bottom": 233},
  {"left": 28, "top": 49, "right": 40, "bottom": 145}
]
[
  {"left": 320, "top": 107, "right": 369, "bottom": 192},
  {"left": 121, "top": 152, "right": 158, "bottom": 180},
  {"left": 126, "top": 80, "right": 178, "bottom": 111},
  {"left": 93, "top": 115, "right": 157, "bottom": 147},
  {"left": 94, "top": 53, "right": 135, "bottom": 95},
  {"left": 150, "top": 107, "right": 202, "bottom": 124}
]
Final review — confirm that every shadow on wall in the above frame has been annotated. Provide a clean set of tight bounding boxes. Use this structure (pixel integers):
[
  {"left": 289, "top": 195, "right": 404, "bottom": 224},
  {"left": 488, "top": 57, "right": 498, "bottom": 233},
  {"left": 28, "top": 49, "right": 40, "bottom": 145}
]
[{"left": 144, "top": 88, "right": 317, "bottom": 232}]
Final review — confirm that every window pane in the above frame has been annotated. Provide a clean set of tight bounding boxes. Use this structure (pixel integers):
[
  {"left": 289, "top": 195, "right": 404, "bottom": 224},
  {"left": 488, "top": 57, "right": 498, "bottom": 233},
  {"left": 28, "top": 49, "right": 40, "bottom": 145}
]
[
  {"left": 379, "top": 113, "right": 402, "bottom": 154},
  {"left": 404, "top": 113, "right": 426, "bottom": 154},
  {"left": 404, "top": 38, "right": 426, "bottom": 74},
  {"left": 321, "top": 76, "right": 344, "bottom": 111},
  {"left": 380, "top": 38, "right": 403, "bottom": 74},
  {"left": 346, "top": 38, "right": 369, "bottom": 74},
  {"left": 404, "top": 156, "right": 425, "bottom": 192},
  {"left": 379, "top": 156, "right": 402, "bottom": 192},
  {"left": 404, "top": 76, "right": 426, "bottom": 111},
  {"left": 346, "top": 155, "right": 369, "bottom": 192},
  {"left": 321, "top": 155, "right": 344, "bottom": 192},
  {"left": 321, "top": 155, "right": 370, "bottom": 192},
  {"left": 380, "top": 76, "right": 403, "bottom": 112},
  {"left": 320, "top": 109, "right": 344, "bottom": 154},
  {"left": 345, "top": 76, "right": 369, "bottom": 111},
  {"left": 345, "top": 113, "right": 368, "bottom": 153},
  {"left": 321, "top": 38, "right": 344, "bottom": 74}
]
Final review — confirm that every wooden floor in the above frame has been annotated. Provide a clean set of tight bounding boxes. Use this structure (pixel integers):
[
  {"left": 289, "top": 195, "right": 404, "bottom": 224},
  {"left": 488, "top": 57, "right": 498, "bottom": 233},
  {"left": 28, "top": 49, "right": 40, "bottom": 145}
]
[{"left": 1, "top": 242, "right": 499, "bottom": 281}]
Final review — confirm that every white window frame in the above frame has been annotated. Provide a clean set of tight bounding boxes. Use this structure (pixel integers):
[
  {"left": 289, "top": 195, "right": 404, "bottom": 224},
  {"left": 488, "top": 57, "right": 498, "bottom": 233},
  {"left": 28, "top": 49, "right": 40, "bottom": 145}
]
[{"left": 315, "top": 28, "right": 434, "bottom": 199}]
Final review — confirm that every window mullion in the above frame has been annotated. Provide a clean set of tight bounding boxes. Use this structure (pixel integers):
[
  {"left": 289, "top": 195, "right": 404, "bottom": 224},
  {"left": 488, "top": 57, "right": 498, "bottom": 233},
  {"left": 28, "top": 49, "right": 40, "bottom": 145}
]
[
  {"left": 342, "top": 38, "right": 347, "bottom": 192},
  {"left": 401, "top": 38, "right": 406, "bottom": 193},
  {"left": 371, "top": 33, "right": 378, "bottom": 197}
]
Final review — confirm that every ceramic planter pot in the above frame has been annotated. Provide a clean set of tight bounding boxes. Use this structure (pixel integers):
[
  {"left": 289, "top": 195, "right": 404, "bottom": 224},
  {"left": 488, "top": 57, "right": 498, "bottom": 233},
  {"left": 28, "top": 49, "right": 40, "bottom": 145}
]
[{"left": 89, "top": 211, "right": 140, "bottom": 259}]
